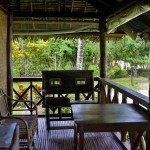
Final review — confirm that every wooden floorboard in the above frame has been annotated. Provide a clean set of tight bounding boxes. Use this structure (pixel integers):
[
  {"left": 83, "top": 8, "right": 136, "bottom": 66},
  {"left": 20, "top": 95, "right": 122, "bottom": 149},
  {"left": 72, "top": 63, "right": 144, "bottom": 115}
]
[{"left": 31, "top": 118, "right": 129, "bottom": 150}]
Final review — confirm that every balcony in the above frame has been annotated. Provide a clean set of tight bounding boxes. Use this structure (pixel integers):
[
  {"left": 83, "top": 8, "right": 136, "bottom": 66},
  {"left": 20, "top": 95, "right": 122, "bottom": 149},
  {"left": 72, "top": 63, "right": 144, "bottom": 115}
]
[{"left": 13, "top": 77, "right": 149, "bottom": 150}]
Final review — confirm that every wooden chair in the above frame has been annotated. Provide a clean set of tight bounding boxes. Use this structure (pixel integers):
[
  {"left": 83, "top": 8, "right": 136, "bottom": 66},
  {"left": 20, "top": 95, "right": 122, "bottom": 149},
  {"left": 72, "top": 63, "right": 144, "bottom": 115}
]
[
  {"left": 42, "top": 70, "right": 100, "bottom": 130},
  {"left": 0, "top": 89, "right": 38, "bottom": 150}
]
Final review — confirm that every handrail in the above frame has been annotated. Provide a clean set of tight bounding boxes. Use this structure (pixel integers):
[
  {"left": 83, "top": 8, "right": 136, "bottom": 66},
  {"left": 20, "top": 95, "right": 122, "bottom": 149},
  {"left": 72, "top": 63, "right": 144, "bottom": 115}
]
[
  {"left": 99, "top": 77, "right": 149, "bottom": 108},
  {"left": 13, "top": 77, "right": 42, "bottom": 82}
]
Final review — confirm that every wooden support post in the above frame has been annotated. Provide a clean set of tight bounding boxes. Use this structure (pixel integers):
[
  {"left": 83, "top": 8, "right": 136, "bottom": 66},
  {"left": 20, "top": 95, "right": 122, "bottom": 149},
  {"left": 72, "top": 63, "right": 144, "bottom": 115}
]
[
  {"left": 99, "top": 17, "right": 107, "bottom": 103},
  {"left": 99, "top": 17, "right": 106, "bottom": 78},
  {"left": 7, "top": 11, "right": 13, "bottom": 109}
]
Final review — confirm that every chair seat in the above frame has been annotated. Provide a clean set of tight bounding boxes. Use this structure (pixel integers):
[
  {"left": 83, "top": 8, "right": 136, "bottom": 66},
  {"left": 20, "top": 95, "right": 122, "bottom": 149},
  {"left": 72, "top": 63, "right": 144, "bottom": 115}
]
[
  {"left": 45, "top": 97, "right": 70, "bottom": 106},
  {"left": 5, "top": 115, "right": 37, "bottom": 139},
  {"left": 0, "top": 123, "right": 18, "bottom": 149}
]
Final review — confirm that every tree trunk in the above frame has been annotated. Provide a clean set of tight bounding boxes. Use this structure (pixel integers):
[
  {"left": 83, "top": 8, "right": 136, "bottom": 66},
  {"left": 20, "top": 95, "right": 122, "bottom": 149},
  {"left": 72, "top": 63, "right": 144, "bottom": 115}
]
[{"left": 76, "top": 38, "right": 84, "bottom": 70}]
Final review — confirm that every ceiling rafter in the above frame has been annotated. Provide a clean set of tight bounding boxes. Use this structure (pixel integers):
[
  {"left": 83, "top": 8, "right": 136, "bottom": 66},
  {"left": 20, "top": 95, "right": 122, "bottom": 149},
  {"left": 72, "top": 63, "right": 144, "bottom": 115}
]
[
  {"left": 71, "top": 0, "right": 74, "bottom": 12},
  {"left": 84, "top": 1, "right": 87, "bottom": 13},
  {"left": 16, "top": 0, "right": 20, "bottom": 12},
  {"left": 30, "top": 0, "right": 33, "bottom": 12},
  {"left": 13, "top": 11, "right": 100, "bottom": 18},
  {"left": 45, "top": 0, "right": 47, "bottom": 12},
  {"left": 58, "top": 0, "right": 60, "bottom": 12}
]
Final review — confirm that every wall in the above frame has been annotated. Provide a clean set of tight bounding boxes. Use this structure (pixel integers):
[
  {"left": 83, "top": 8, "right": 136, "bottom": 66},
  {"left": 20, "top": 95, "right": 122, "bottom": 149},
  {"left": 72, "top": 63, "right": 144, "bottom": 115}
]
[{"left": 0, "top": 9, "right": 7, "bottom": 92}]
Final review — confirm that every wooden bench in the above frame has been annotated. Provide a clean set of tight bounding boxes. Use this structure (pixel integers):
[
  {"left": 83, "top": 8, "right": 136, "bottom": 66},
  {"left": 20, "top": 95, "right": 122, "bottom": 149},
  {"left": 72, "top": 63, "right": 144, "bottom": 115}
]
[{"left": 42, "top": 70, "right": 100, "bottom": 130}]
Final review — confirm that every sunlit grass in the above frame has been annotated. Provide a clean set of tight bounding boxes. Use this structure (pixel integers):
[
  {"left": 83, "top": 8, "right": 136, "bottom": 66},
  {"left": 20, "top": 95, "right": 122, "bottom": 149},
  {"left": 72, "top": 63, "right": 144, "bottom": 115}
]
[{"left": 112, "top": 77, "right": 149, "bottom": 91}]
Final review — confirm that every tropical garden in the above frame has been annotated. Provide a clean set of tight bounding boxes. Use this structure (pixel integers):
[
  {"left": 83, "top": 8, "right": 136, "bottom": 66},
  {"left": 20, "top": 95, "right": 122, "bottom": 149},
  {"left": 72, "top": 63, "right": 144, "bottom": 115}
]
[{"left": 12, "top": 35, "right": 149, "bottom": 104}]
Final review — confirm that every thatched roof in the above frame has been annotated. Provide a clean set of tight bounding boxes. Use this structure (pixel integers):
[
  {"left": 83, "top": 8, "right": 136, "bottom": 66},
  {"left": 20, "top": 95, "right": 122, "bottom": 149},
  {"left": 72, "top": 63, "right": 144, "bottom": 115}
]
[{"left": 7, "top": 0, "right": 150, "bottom": 40}]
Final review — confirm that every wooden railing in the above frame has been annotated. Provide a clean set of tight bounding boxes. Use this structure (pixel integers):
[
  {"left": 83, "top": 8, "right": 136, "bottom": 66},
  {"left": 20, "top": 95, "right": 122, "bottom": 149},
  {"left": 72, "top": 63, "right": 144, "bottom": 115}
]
[
  {"left": 99, "top": 77, "right": 149, "bottom": 108},
  {"left": 13, "top": 77, "right": 100, "bottom": 114},
  {"left": 13, "top": 77, "right": 43, "bottom": 108},
  {"left": 13, "top": 77, "right": 149, "bottom": 110}
]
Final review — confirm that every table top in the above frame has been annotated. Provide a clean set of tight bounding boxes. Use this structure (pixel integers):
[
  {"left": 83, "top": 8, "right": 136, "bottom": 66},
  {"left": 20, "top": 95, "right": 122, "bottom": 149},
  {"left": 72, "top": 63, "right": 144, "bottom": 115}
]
[{"left": 71, "top": 104, "right": 150, "bottom": 130}]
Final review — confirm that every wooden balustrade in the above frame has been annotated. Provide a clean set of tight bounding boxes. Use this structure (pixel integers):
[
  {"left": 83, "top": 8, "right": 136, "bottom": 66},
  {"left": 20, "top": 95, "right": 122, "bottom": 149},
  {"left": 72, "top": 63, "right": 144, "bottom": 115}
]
[
  {"left": 99, "top": 77, "right": 149, "bottom": 108},
  {"left": 13, "top": 77, "right": 100, "bottom": 113},
  {"left": 13, "top": 77, "right": 149, "bottom": 109}
]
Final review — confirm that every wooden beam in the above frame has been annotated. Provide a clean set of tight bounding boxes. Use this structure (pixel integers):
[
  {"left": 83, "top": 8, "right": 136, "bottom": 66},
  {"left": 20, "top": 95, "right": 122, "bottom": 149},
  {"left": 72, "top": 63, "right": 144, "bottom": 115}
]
[
  {"left": 13, "top": 20, "right": 99, "bottom": 24},
  {"left": 16, "top": 0, "right": 20, "bottom": 12},
  {"left": 13, "top": 11, "right": 100, "bottom": 18}
]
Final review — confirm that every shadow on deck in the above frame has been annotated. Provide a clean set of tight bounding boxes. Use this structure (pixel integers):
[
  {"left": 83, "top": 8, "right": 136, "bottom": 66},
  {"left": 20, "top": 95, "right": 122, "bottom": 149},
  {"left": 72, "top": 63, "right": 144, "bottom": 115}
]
[{"left": 31, "top": 118, "right": 130, "bottom": 150}]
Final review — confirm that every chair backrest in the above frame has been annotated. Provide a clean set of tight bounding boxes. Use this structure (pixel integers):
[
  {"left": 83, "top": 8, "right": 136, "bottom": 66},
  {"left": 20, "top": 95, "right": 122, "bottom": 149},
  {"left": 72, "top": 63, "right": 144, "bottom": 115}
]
[
  {"left": 0, "top": 89, "right": 9, "bottom": 117},
  {"left": 42, "top": 70, "right": 94, "bottom": 95}
]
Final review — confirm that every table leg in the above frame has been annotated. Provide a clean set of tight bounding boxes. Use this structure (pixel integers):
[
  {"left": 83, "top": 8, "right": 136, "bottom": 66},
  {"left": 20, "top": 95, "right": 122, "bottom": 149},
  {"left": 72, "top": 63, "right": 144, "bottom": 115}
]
[
  {"left": 79, "top": 130, "right": 84, "bottom": 150},
  {"left": 146, "top": 131, "right": 150, "bottom": 150},
  {"left": 130, "top": 131, "right": 136, "bottom": 150},
  {"left": 74, "top": 124, "right": 78, "bottom": 150}
]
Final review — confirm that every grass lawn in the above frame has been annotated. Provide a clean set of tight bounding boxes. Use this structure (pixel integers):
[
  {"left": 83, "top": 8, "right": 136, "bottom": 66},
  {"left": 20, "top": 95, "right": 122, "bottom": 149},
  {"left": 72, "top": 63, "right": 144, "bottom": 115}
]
[{"left": 112, "top": 77, "right": 149, "bottom": 91}]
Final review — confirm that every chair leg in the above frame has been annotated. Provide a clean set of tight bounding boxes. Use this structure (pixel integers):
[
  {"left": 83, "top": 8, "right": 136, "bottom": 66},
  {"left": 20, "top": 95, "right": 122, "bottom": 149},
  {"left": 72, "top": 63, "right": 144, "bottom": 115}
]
[
  {"left": 46, "top": 107, "right": 50, "bottom": 130},
  {"left": 58, "top": 107, "right": 62, "bottom": 120}
]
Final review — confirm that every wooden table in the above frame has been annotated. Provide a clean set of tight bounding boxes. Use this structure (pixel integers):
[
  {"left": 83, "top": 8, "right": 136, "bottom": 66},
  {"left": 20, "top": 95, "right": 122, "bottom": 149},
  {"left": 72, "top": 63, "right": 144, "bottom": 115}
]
[{"left": 71, "top": 104, "right": 150, "bottom": 150}]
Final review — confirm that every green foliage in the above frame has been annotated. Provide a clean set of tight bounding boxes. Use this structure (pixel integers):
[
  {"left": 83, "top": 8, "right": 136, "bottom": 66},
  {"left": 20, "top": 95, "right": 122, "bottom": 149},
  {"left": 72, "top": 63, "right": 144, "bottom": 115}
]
[
  {"left": 13, "top": 68, "right": 21, "bottom": 77},
  {"left": 107, "top": 70, "right": 115, "bottom": 79},
  {"left": 112, "top": 65, "right": 121, "bottom": 77},
  {"left": 107, "top": 65, "right": 121, "bottom": 79},
  {"left": 84, "top": 40, "right": 100, "bottom": 68},
  {"left": 120, "top": 36, "right": 149, "bottom": 66},
  {"left": 12, "top": 36, "right": 149, "bottom": 78},
  {"left": 120, "top": 69, "right": 128, "bottom": 77},
  {"left": 107, "top": 65, "right": 128, "bottom": 78},
  {"left": 88, "top": 65, "right": 100, "bottom": 76}
]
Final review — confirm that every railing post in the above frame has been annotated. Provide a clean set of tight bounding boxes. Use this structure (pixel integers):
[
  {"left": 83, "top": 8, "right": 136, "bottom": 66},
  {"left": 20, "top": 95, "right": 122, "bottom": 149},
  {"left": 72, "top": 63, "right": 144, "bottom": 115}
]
[
  {"left": 30, "top": 80, "right": 33, "bottom": 114},
  {"left": 100, "top": 83, "right": 107, "bottom": 104}
]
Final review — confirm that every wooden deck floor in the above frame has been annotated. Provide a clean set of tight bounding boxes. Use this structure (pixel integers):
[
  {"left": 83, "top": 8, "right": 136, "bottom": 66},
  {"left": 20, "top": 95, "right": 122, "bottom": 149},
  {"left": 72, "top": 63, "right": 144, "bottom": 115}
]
[{"left": 31, "top": 118, "right": 130, "bottom": 150}]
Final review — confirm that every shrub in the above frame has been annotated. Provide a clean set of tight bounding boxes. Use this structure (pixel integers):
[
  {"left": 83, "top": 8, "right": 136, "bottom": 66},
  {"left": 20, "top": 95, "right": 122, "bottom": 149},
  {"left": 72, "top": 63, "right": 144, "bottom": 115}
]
[
  {"left": 33, "top": 84, "right": 42, "bottom": 102},
  {"left": 107, "top": 65, "right": 121, "bottom": 79},
  {"left": 112, "top": 65, "right": 121, "bottom": 77},
  {"left": 13, "top": 69, "right": 21, "bottom": 77},
  {"left": 120, "top": 69, "right": 128, "bottom": 77},
  {"left": 88, "top": 65, "right": 100, "bottom": 77},
  {"left": 106, "top": 70, "right": 115, "bottom": 79}
]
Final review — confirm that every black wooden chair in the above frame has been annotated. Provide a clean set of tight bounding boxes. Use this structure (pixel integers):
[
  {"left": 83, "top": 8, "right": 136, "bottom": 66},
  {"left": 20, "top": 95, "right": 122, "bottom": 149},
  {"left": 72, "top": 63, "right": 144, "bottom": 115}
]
[{"left": 42, "top": 70, "right": 100, "bottom": 130}]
